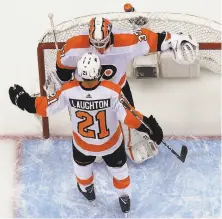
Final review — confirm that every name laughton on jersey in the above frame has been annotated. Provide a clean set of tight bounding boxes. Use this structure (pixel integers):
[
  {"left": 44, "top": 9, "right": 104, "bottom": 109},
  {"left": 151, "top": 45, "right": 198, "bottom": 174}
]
[{"left": 69, "top": 98, "right": 111, "bottom": 110}]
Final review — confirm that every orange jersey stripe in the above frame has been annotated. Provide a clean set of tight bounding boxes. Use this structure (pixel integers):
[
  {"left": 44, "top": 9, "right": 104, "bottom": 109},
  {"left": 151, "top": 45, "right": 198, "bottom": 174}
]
[
  {"left": 113, "top": 29, "right": 158, "bottom": 53},
  {"left": 76, "top": 175, "right": 94, "bottom": 186},
  {"left": 63, "top": 35, "right": 90, "bottom": 50},
  {"left": 100, "top": 80, "right": 121, "bottom": 95},
  {"left": 35, "top": 80, "right": 80, "bottom": 117},
  {"left": 140, "top": 28, "right": 158, "bottom": 52},
  {"left": 124, "top": 105, "right": 143, "bottom": 129},
  {"left": 35, "top": 97, "right": 48, "bottom": 117},
  {"left": 57, "top": 35, "right": 90, "bottom": 69},
  {"left": 113, "top": 176, "right": 130, "bottom": 189},
  {"left": 113, "top": 34, "right": 138, "bottom": 47},
  {"left": 73, "top": 125, "right": 122, "bottom": 152},
  {"left": 118, "top": 73, "right": 126, "bottom": 88},
  {"left": 56, "top": 51, "right": 77, "bottom": 70}
]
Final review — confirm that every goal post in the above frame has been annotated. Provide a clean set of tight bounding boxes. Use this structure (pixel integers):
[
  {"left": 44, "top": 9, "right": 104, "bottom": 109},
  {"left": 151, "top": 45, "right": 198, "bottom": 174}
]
[{"left": 37, "top": 12, "right": 222, "bottom": 139}]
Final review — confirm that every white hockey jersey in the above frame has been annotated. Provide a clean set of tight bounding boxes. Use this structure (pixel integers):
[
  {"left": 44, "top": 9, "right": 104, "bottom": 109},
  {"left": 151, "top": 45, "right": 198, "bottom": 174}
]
[
  {"left": 35, "top": 80, "right": 143, "bottom": 156},
  {"left": 57, "top": 27, "right": 159, "bottom": 87}
]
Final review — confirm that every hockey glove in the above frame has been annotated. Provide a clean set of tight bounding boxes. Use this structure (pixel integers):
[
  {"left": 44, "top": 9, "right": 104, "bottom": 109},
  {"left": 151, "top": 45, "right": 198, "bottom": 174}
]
[
  {"left": 9, "top": 84, "right": 36, "bottom": 113},
  {"left": 136, "top": 115, "right": 163, "bottom": 145}
]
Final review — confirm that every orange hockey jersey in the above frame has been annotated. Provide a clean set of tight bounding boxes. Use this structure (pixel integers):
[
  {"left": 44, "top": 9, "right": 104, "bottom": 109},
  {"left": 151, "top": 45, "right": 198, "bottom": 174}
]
[
  {"left": 35, "top": 80, "right": 143, "bottom": 156},
  {"left": 57, "top": 27, "right": 158, "bottom": 88}
]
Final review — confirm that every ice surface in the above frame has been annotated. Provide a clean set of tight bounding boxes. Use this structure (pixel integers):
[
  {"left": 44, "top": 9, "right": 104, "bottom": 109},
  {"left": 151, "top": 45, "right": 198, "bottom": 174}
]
[
  {"left": 0, "top": 140, "right": 17, "bottom": 218},
  {"left": 14, "top": 138, "right": 221, "bottom": 218}
]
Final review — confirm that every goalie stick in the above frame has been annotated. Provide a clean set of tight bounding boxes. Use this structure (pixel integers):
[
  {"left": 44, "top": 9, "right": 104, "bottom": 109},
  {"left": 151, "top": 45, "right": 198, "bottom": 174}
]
[
  {"left": 47, "top": 14, "right": 73, "bottom": 120},
  {"left": 119, "top": 97, "right": 188, "bottom": 163},
  {"left": 48, "top": 13, "right": 58, "bottom": 50}
]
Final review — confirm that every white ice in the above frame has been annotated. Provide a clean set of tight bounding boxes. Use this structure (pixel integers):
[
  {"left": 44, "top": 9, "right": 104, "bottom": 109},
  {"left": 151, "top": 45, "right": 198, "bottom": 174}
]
[
  {"left": 0, "top": 140, "right": 17, "bottom": 217},
  {"left": 14, "top": 139, "right": 221, "bottom": 218}
]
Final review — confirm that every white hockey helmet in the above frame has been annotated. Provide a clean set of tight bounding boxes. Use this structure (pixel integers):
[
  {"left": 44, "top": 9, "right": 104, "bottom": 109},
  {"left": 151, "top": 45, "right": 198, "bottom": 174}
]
[{"left": 77, "top": 52, "right": 101, "bottom": 80}]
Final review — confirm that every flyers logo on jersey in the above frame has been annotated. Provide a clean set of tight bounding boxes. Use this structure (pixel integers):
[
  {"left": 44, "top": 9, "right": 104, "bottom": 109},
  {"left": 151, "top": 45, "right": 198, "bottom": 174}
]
[{"left": 101, "top": 65, "right": 117, "bottom": 80}]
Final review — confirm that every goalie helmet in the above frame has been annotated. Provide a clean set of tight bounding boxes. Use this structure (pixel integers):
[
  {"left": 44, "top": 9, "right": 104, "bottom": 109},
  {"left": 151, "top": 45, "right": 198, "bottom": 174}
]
[
  {"left": 89, "top": 17, "right": 112, "bottom": 53},
  {"left": 77, "top": 52, "right": 101, "bottom": 80}
]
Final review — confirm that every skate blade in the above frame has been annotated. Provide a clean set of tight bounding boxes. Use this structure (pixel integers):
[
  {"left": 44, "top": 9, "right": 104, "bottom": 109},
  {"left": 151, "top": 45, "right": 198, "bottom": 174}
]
[{"left": 125, "top": 213, "right": 128, "bottom": 218}]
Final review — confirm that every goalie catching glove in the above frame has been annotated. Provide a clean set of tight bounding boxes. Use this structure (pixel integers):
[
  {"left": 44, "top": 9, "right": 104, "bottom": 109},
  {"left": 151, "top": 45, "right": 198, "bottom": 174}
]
[{"left": 160, "top": 32, "right": 199, "bottom": 65}]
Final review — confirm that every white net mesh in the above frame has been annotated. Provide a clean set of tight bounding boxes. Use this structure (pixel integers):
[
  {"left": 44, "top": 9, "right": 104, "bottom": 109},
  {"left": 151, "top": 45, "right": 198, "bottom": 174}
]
[{"left": 39, "top": 12, "right": 221, "bottom": 75}]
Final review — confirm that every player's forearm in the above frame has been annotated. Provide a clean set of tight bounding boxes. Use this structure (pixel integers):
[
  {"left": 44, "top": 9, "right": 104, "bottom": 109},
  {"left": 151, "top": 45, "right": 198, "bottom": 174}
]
[
  {"left": 124, "top": 110, "right": 143, "bottom": 129},
  {"left": 138, "top": 29, "right": 171, "bottom": 53},
  {"left": 56, "top": 63, "right": 74, "bottom": 82}
]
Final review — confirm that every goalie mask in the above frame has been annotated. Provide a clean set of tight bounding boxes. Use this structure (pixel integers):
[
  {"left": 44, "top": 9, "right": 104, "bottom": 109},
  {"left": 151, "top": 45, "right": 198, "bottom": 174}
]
[
  {"left": 89, "top": 17, "right": 112, "bottom": 53},
  {"left": 77, "top": 52, "right": 101, "bottom": 80}
]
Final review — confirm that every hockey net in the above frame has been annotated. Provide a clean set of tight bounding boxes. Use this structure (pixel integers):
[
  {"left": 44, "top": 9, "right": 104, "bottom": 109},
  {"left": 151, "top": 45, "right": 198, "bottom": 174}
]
[{"left": 37, "top": 12, "right": 222, "bottom": 138}]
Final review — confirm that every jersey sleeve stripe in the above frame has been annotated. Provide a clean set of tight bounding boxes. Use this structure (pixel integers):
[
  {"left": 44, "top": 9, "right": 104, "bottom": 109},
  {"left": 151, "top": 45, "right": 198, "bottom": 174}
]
[
  {"left": 73, "top": 125, "right": 121, "bottom": 152},
  {"left": 35, "top": 97, "right": 48, "bottom": 117},
  {"left": 113, "top": 34, "right": 138, "bottom": 47},
  {"left": 56, "top": 51, "right": 76, "bottom": 70},
  {"left": 141, "top": 28, "right": 158, "bottom": 52},
  {"left": 35, "top": 80, "right": 80, "bottom": 117},
  {"left": 118, "top": 73, "right": 126, "bottom": 88},
  {"left": 124, "top": 107, "right": 143, "bottom": 129},
  {"left": 65, "top": 35, "right": 90, "bottom": 50},
  {"left": 56, "top": 35, "right": 90, "bottom": 69},
  {"left": 100, "top": 81, "right": 121, "bottom": 95}
]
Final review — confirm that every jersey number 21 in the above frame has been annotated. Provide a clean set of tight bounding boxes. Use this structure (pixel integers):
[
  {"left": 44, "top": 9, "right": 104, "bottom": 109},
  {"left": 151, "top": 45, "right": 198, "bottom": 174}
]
[{"left": 76, "top": 110, "right": 110, "bottom": 139}]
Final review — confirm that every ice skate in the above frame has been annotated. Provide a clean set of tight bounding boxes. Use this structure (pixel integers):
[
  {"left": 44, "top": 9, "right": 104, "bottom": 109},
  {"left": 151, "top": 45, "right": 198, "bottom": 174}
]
[
  {"left": 77, "top": 183, "right": 95, "bottom": 202},
  {"left": 119, "top": 195, "right": 130, "bottom": 214}
]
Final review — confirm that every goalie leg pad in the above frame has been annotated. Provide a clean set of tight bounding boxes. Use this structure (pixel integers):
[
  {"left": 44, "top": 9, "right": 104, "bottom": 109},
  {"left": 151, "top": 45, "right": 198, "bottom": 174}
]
[{"left": 122, "top": 125, "right": 158, "bottom": 163}]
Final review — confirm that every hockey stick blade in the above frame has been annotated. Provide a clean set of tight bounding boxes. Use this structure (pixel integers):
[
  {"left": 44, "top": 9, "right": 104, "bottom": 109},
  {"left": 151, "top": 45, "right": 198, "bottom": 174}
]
[
  {"left": 162, "top": 141, "right": 188, "bottom": 163},
  {"left": 180, "top": 145, "right": 188, "bottom": 163}
]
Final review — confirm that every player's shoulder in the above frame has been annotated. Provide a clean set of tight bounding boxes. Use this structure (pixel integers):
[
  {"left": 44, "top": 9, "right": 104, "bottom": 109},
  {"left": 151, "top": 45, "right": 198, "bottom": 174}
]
[
  {"left": 112, "top": 28, "right": 137, "bottom": 47},
  {"left": 112, "top": 27, "right": 154, "bottom": 47},
  {"left": 100, "top": 80, "right": 121, "bottom": 95},
  {"left": 60, "top": 80, "right": 80, "bottom": 92},
  {"left": 65, "top": 33, "right": 90, "bottom": 50}
]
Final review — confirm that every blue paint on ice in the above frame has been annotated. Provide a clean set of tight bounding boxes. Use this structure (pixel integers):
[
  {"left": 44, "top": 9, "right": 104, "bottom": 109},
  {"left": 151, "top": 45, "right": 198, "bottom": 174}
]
[{"left": 15, "top": 138, "right": 221, "bottom": 218}]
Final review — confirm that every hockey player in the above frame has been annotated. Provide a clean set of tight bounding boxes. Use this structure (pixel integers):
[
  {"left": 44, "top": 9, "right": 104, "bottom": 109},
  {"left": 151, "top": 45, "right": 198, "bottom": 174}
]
[
  {"left": 9, "top": 52, "right": 163, "bottom": 214},
  {"left": 48, "top": 16, "right": 198, "bottom": 164}
]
